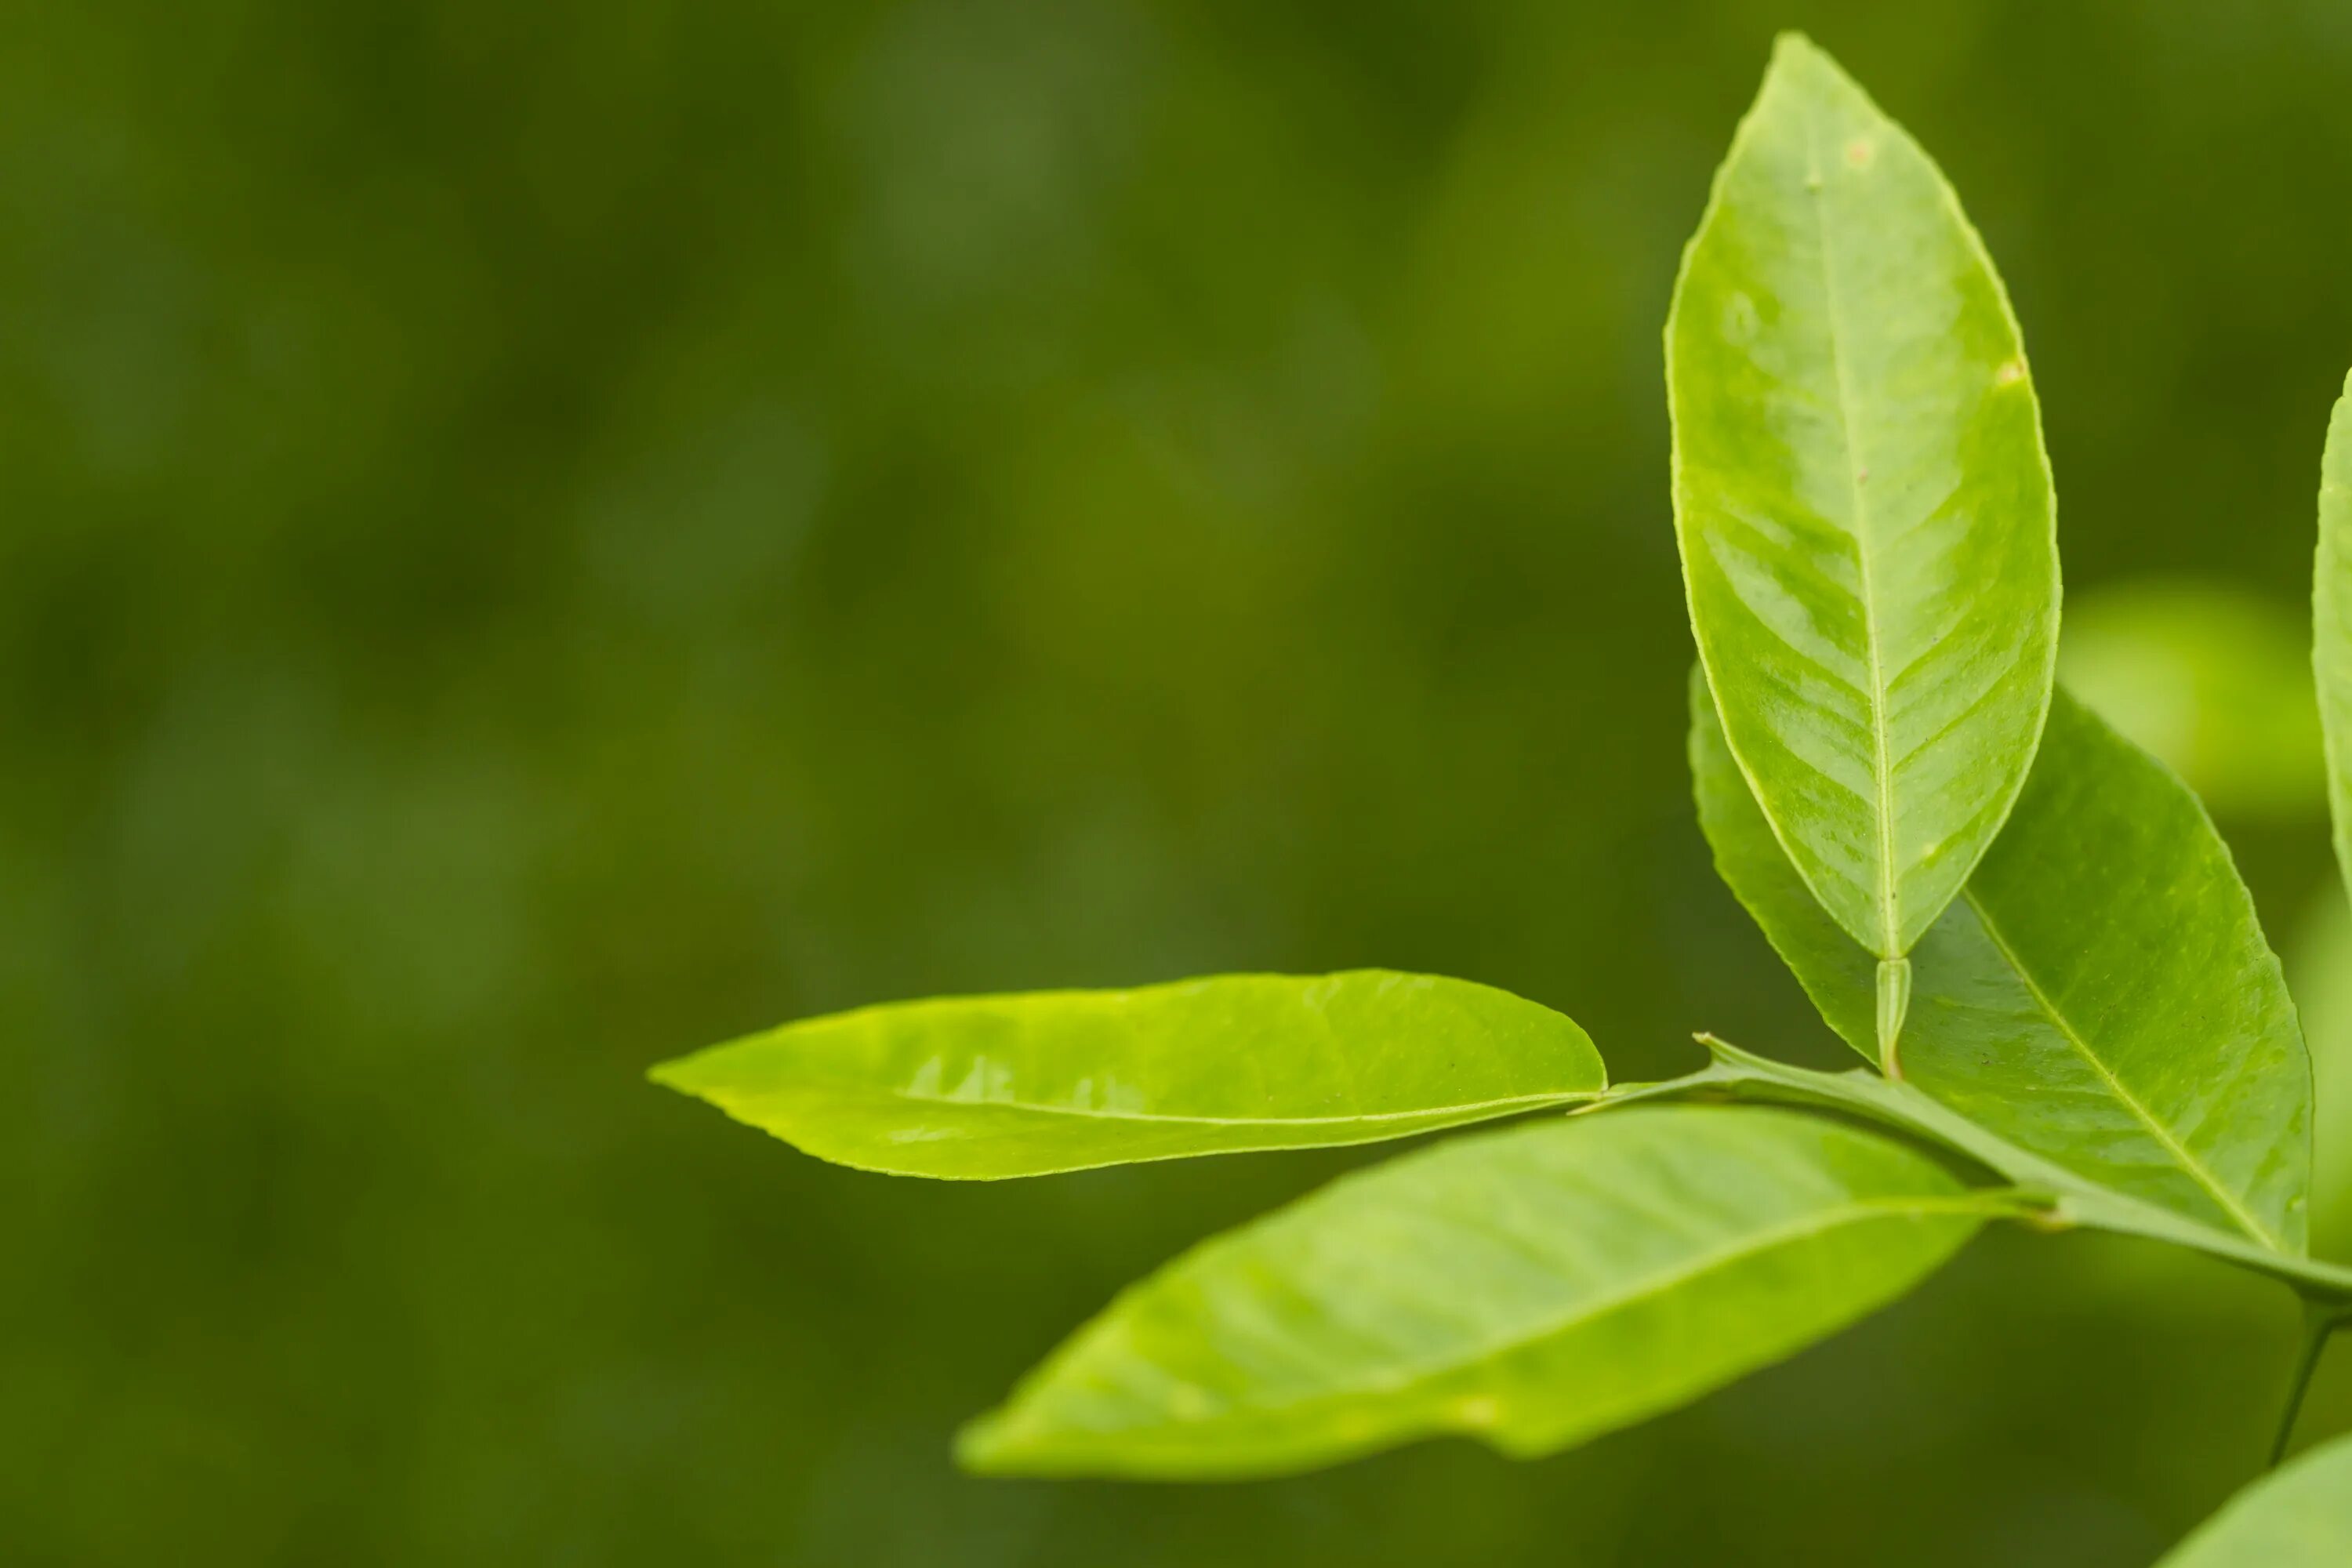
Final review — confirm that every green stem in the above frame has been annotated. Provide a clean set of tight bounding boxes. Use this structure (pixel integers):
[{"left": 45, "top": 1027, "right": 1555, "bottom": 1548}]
[
  {"left": 1875, "top": 956, "right": 1911, "bottom": 1079},
  {"left": 2271, "top": 1299, "right": 2341, "bottom": 1468}
]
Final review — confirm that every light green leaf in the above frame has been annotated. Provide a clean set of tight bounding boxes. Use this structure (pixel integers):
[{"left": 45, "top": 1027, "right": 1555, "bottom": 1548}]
[
  {"left": 2314, "top": 369, "right": 2352, "bottom": 902},
  {"left": 2156, "top": 1432, "right": 2352, "bottom": 1566},
  {"left": 648, "top": 970, "right": 1603, "bottom": 1179},
  {"left": 958, "top": 1106, "right": 2004, "bottom": 1478},
  {"left": 1667, "top": 33, "right": 2059, "bottom": 968},
  {"left": 1693, "top": 673, "right": 2311, "bottom": 1251},
  {"left": 2062, "top": 579, "right": 2324, "bottom": 820}
]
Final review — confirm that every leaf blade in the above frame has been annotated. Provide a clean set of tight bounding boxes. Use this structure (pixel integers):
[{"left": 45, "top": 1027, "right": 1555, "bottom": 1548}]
[
  {"left": 2157, "top": 1432, "right": 2352, "bottom": 1566},
  {"left": 648, "top": 970, "right": 1604, "bottom": 1179},
  {"left": 1692, "top": 673, "right": 2311, "bottom": 1250},
  {"left": 959, "top": 1106, "right": 1998, "bottom": 1478},
  {"left": 1668, "top": 32, "right": 2059, "bottom": 959}
]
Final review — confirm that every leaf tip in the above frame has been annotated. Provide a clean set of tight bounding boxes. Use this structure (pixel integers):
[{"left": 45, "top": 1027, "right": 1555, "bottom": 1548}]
[
  {"left": 644, "top": 1046, "right": 717, "bottom": 1098},
  {"left": 1762, "top": 31, "right": 1868, "bottom": 109},
  {"left": 951, "top": 1407, "right": 1027, "bottom": 1475}
]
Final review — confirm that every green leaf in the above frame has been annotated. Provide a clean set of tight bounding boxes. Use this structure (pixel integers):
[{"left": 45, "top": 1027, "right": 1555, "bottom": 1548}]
[
  {"left": 957, "top": 1105, "right": 2005, "bottom": 1478},
  {"left": 1667, "top": 33, "right": 2059, "bottom": 967},
  {"left": 648, "top": 970, "right": 1603, "bottom": 1179},
  {"left": 2156, "top": 1432, "right": 2352, "bottom": 1566},
  {"left": 1588, "top": 1035, "right": 2352, "bottom": 1305},
  {"left": 2061, "top": 579, "right": 2324, "bottom": 821},
  {"left": 2314, "top": 369, "right": 2352, "bottom": 902},
  {"left": 1692, "top": 672, "right": 2312, "bottom": 1251}
]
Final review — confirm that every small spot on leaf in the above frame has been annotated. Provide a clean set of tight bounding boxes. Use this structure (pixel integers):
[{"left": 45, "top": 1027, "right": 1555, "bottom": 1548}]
[
  {"left": 1996, "top": 358, "right": 2027, "bottom": 387},
  {"left": 1846, "top": 138, "right": 1875, "bottom": 169}
]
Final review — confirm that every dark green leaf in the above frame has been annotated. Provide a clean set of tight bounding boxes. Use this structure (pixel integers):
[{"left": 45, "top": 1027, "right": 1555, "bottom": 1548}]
[{"left": 648, "top": 970, "right": 1602, "bottom": 1179}]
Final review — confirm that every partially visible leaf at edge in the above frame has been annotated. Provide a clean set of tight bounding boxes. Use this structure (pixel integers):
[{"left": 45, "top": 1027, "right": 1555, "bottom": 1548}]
[
  {"left": 2314, "top": 369, "right": 2352, "bottom": 904},
  {"left": 2155, "top": 1432, "right": 2352, "bottom": 1566},
  {"left": 2286, "top": 882, "right": 2352, "bottom": 1256},
  {"left": 648, "top": 970, "right": 1603, "bottom": 1179},
  {"left": 959, "top": 1105, "right": 2005, "bottom": 1479},
  {"left": 1668, "top": 32, "right": 2059, "bottom": 960},
  {"left": 1692, "top": 671, "right": 2311, "bottom": 1252}
]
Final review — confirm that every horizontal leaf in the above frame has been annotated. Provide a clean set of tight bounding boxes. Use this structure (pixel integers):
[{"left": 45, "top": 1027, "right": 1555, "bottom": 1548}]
[
  {"left": 2316, "top": 368, "right": 2352, "bottom": 902},
  {"left": 2157, "top": 1432, "right": 2352, "bottom": 1565},
  {"left": 1693, "top": 672, "right": 2311, "bottom": 1250},
  {"left": 1668, "top": 33, "right": 2059, "bottom": 963},
  {"left": 958, "top": 1105, "right": 2002, "bottom": 1478},
  {"left": 2061, "top": 579, "right": 2324, "bottom": 820},
  {"left": 648, "top": 970, "right": 1602, "bottom": 1179}
]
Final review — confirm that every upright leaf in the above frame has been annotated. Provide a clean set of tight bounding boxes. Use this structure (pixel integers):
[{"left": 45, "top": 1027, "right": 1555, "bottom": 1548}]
[
  {"left": 959, "top": 1106, "right": 2004, "bottom": 1478},
  {"left": 649, "top": 971, "right": 1602, "bottom": 1179},
  {"left": 2314, "top": 369, "right": 2352, "bottom": 901},
  {"left": 1693, "top": 674, "right": 2312, "bottom": 1251},
  {"left": 1667, "top": 34, "right": 2059, "bottom": 976},
  {"left": 2156, "top": 1432, "right": 2352, "bottom": 1566}
]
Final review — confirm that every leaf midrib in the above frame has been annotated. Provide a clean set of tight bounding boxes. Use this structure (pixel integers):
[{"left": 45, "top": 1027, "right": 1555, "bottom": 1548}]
[
  {"left": 1031, "top": 1192, "right": 1994, "bottom": 1442},
  {"left": 1802, "top": 103, "right": 1902, "bottom": 956},
  {"left": 1961, "top": 887, "right": 2281, "bottom": 1250},
  {"left": 762, "top": 1078, "right": 1602, "bottom": 1131}
]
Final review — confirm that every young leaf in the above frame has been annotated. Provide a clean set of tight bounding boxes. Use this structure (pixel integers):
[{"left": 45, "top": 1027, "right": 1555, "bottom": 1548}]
[
  {"left": 957, "top": 1106, "right": 2005, "bottom": 1479},
  {"left": 1667, "top": 34, "right": 2059, "bottom": 975},
  {"left": 648, "top": 971, "right": 1603, "bottom": 1179},
  {"left": 2155, "top": 1432, "right": 2352, "bottom": 1566},
  {"left": 1692, "top": 673, "right": 2311, "bottom": 1251},
  {"left": 2314, "top": 369, "right": 2352, "bottom": 902}
]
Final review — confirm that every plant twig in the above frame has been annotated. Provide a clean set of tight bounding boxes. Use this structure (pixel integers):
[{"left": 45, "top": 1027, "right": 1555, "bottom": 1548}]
[{"left": 2270, "top": 1298, "right": 2341, "bottom": 1468}]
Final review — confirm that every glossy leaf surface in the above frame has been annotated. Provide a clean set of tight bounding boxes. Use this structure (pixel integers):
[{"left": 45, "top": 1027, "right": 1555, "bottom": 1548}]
[
  {"left": 959, "top": 1106, "right": 1998, "bottom": 1478},
  {"left": 2315, "top": 370, "right": 2352, "bottom": 902},
  {"left": 2157, "top": 1432, "right": 2352, "bottom": 1566},
  {"left": 1668, "top": 34, "right": 2059, "bottom": 959},
  {"left": 1693, "top": 674, "right": 2310, "bottom": 1250},
  {"left": 649, "top": 970, "right": 1602, "bottom": 1179},
  {"left": 2063, "top": 579, "right": 2323, "bottom": 820}
]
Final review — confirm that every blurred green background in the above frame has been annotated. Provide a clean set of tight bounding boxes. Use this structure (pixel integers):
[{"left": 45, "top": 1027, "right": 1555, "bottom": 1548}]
[{"left": 13, "top": 1, "right": 2352, "bottom": 1563}]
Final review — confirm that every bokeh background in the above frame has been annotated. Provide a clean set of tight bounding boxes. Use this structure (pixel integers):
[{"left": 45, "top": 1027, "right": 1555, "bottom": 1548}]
[{"left": 13, "top": 1, "right": 2352, "bottom": 1563}]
